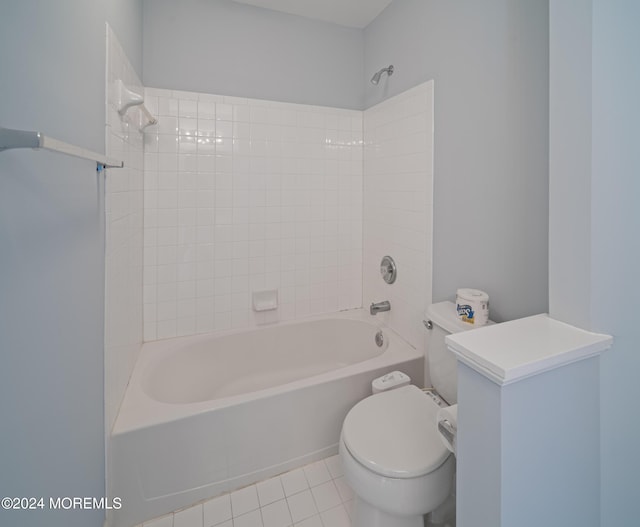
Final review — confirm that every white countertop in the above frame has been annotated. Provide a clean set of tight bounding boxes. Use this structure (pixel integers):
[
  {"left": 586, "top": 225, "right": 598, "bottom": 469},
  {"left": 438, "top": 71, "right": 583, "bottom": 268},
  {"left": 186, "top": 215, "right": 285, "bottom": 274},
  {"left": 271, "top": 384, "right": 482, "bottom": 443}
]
[{"left": 445, "top": 314, "right": 613, "bottom": 386}]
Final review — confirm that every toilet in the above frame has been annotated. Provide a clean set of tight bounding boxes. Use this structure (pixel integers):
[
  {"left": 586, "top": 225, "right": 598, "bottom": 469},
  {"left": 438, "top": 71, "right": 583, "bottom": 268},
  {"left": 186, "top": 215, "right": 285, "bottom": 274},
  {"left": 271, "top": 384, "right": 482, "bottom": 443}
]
[{"left": 339, "top": 301, "right": 477, "bottom": 527}]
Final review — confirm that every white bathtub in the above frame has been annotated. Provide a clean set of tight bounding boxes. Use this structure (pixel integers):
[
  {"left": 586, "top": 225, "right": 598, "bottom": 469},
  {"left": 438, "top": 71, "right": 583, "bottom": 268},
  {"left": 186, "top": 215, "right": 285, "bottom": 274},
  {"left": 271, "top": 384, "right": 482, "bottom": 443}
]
[{"left": 110, "top": 310, "right": 423, "bottom": 527}]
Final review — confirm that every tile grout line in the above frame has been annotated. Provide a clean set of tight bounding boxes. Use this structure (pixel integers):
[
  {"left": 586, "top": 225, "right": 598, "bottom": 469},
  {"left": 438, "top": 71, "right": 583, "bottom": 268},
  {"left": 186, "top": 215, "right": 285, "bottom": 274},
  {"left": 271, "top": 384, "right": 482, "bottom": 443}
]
[{"left": 141, "top": 455, "right": 351, "bottom": 527}]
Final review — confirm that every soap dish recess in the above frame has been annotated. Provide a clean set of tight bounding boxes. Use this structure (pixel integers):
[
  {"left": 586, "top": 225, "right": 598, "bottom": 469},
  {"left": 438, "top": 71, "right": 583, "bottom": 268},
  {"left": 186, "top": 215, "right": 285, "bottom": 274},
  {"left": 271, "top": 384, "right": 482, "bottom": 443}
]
[{"left": 252, "top": 289, "right": 278, "bottom": 312}]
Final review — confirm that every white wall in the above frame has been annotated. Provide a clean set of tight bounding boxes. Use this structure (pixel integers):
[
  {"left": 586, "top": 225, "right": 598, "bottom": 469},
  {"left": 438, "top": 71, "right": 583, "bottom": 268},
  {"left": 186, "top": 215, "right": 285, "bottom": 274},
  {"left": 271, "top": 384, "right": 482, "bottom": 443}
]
[
  {"left": 142, "top": 88, "right": 363, "bottom": 340},
  {"left": 363, "top": 81, "right": 434, "bottom": 353},
  {"left": 108, "top": 0, "right": 144, "bottom": 76},
  {"left": 592, "top": 2, "right": 640, "bottom": 521},
  {"left": 364, "top": 0, "right": 549, "bottom": 322},
  {"left": 548, "top": 0, "right": 593, "bottom": 329},
  {"left": 550, "top": 1, "right": 640, "bottom": 524},
  {"left": 142, "top": 0, "right": 364, "bottom": 110},
  {"left": 0, "top": 2, "right": 142, "bottom": 527}
]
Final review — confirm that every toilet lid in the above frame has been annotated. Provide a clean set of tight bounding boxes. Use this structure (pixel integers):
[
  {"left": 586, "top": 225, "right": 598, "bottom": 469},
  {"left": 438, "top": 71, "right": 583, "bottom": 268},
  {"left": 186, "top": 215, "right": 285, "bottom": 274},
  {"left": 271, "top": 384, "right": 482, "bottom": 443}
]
[{"left": 341, "top": 385, "right": 450, "bottom": 478}]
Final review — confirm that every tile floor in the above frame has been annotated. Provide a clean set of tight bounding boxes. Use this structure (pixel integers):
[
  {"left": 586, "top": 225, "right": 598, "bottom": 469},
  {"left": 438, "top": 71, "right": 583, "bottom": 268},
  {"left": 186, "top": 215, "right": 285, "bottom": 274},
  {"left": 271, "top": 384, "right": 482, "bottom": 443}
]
[{"left": 139, "top": 455, "right": 354, "bottom": 527}]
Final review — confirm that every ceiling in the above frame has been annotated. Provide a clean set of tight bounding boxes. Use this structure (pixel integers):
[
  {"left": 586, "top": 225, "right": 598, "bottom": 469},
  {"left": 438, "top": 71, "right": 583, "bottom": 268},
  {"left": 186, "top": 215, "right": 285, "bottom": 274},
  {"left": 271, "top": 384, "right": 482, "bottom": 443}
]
[{"left": 232, "top": 0, "right": 393, "bottom": 29}]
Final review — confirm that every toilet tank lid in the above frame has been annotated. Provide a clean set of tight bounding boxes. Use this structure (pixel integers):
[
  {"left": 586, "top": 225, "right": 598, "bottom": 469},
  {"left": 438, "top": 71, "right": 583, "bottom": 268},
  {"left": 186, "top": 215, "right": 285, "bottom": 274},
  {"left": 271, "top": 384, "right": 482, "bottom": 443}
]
[{"left": 426, "top": 301, "right": 482, "bottom": 334}]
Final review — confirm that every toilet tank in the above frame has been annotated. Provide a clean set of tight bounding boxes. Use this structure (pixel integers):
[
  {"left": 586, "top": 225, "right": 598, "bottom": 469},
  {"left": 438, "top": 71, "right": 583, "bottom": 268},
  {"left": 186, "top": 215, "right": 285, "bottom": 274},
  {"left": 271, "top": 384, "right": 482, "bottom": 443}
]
[{"left": 425, "top": 301, "right": 481, "bottom": 404}]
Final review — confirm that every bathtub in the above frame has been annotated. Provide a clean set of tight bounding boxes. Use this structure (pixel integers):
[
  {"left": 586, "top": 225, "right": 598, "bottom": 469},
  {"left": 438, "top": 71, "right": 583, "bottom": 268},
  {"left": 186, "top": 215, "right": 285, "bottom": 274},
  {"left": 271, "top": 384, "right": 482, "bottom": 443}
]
[{"left": 110, "top": 309, "right": 423, "bottom": 527}]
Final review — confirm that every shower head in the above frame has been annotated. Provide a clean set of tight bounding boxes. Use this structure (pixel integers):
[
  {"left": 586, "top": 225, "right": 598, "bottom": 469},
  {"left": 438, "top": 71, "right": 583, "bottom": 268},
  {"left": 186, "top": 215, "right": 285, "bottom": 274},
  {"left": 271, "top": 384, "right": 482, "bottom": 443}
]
[{"left": 370, "top": 65, "right": 394, "bottom": 85}]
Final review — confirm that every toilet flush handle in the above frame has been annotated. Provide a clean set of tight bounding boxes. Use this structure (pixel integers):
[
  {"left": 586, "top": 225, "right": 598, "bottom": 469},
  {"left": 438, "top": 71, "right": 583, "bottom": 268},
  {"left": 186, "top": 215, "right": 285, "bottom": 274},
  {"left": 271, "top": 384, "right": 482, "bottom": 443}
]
[{"left": 438, "top": 419, "right": 456, "bottom": 446}]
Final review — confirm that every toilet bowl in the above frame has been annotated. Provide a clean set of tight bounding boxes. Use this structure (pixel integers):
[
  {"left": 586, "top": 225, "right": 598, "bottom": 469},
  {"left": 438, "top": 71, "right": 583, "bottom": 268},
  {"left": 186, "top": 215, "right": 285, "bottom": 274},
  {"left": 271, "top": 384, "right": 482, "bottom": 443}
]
[
  {"left": 340, "top": 301, "right": 480, "bottom": 527},
  {"left": 340, "top": 385, "right": 455, "bottom": 527}
]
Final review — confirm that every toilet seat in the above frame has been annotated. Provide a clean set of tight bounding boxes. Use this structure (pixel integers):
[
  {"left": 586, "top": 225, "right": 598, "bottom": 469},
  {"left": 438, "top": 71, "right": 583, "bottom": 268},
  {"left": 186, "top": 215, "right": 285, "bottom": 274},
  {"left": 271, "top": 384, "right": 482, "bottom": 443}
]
[{"left": 341, "top": 385, "right": 450, "bottom": 479}]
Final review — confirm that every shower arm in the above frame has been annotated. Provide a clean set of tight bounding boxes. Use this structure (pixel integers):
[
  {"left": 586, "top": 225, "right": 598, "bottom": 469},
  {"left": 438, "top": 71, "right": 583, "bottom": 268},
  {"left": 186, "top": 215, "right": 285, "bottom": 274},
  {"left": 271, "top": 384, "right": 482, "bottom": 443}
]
[{"left": 371, "top": 65, "right": 394, "bottom": 85}]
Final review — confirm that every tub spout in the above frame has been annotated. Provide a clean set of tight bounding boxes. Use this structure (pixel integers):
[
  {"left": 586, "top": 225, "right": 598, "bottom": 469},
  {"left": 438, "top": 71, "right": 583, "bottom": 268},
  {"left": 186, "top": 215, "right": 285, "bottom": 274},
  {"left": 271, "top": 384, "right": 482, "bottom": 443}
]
[{"left": 370, "top": 301, "right": 391, "bottom": 315}]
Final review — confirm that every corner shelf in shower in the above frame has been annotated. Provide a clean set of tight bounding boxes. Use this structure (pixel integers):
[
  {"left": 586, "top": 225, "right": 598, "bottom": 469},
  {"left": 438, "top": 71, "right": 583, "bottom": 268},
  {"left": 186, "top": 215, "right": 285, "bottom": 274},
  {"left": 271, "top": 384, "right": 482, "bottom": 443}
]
[{"left": 0, "top": 126, "right": 124, "bottom": 171}]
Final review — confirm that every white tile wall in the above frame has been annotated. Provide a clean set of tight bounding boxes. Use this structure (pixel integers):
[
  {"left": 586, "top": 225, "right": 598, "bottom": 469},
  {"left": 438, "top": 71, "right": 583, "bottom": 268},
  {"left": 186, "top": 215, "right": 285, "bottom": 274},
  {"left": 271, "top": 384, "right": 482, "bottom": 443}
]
[
  {"left": 104, "top": 24, "right": 144, "bottom": 432},
  {"left": 363, "top": 81, "right": 434, "bottom": 354},
  {"left": 142, "top": 88, "right": 363, "bottom": 341}
]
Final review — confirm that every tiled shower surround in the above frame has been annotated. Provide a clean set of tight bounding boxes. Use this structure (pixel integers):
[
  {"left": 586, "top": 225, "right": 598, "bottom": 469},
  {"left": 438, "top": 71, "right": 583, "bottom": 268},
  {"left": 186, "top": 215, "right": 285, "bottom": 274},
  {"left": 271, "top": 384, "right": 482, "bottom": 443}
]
[
  {"left": 142, "top": 88, "right": 364, "bottom": 340},
  {"left": 363, "top": 82, "right": 434, "bottom": 353},
  {"left": 105, "top": 24, "right": 144, "bottom": 431},
  {"left": 106, "top": 65, "right": 434, "bottom": 524}
]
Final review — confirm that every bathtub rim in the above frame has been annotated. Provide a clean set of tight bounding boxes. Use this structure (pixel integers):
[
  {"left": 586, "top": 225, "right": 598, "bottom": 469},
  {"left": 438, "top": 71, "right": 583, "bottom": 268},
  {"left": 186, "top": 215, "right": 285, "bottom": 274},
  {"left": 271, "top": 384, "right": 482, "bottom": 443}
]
[{"left": 113, "top": 308, "right": 420, "bottom": 435}]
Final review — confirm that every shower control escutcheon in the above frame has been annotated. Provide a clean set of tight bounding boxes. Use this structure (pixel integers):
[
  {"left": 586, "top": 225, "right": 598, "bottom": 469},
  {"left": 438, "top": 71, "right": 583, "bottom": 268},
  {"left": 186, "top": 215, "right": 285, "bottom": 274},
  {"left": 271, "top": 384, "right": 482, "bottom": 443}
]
[{"left": 380, "top": 255, "right": 397, "bottom": 284}]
